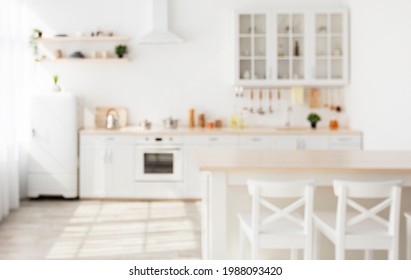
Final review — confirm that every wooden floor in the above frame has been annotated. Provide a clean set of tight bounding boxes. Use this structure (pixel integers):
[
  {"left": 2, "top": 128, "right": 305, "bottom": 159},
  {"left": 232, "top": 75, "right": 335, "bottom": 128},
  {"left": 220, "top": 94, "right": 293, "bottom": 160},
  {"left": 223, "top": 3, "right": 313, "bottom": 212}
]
[{"left": 0, "top": 199, "right": 202, "bottom": 260}]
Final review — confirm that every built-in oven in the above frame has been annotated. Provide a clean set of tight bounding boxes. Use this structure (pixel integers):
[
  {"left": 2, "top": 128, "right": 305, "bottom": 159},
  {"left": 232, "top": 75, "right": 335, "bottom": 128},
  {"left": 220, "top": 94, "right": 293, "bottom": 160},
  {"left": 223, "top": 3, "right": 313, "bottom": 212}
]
[{"left": 135, "top": 136, "right": 183, "bottom": 182}]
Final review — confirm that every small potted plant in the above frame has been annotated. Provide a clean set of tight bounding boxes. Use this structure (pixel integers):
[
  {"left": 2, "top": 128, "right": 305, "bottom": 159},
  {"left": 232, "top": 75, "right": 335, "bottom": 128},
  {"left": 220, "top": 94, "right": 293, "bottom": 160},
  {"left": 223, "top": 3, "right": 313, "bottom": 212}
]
[
  {"left": 115, "top": 44, "right": 128, "bottom": 58},
  {"left": 307, "top": 113, "right": 321, "bottom": 129},
  {"left": 52, "top": 75, "right": 61, "bottom": 92},
  {"left": 29, "top": 28, "right": 43, "bottom": 61}
]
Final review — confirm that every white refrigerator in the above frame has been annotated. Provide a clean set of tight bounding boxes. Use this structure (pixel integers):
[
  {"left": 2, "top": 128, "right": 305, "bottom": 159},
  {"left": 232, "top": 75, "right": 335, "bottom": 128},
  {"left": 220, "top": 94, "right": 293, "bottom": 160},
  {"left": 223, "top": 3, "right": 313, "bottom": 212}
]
[{"left": 28, "top": 93, "right": 78, "bottom": 198}]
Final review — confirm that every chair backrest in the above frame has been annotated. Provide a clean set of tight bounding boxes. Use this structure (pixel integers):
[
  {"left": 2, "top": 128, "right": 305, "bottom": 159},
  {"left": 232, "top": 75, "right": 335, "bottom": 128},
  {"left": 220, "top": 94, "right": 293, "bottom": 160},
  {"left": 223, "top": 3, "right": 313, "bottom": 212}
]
[
  {"left": 333, "top": 180, "right": 402, "bottom": 237},
  {"left": 247, "top": 180, "right": 315, "bottom": 236}
]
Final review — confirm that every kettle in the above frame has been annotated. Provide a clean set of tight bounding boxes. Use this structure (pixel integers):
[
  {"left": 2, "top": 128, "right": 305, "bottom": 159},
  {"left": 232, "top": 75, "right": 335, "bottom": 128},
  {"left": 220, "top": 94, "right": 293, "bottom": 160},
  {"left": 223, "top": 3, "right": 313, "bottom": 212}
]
[{"left": 106, "top": 110, "right": 119, "bottom": 129}]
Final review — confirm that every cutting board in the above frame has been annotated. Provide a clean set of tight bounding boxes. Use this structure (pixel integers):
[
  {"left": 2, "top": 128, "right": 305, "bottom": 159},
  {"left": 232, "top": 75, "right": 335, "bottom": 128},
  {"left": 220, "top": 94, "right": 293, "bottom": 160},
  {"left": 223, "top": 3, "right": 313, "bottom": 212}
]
[
  {"left": 308, "top": 88, "right": 322, "bottom": 108},
  {"left": 94, "top": 107, "right": 128, "bottom": 128}
]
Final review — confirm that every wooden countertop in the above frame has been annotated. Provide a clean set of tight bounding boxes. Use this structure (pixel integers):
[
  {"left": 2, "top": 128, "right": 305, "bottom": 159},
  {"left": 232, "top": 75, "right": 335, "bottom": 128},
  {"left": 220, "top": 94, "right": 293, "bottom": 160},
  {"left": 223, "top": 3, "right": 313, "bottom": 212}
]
[
  {"left": 80, "top": 127, "right": 361, "bottom": 136},
  {"left": 196, "top": 150, "right": 411, "bottom": 173}
]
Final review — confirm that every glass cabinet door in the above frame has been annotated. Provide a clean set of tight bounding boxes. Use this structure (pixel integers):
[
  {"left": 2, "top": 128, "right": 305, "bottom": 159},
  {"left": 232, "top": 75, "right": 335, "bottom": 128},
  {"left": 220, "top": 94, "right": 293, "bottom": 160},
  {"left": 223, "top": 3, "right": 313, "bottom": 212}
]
[
  {"left": 276, "top": 13, "right": 305, "bottom": 81},
  {"left": 314, "top": 12, "right": 344, "bottom": 81},
  {"left": 238, "top": 13, "right": 267, "bottom": 81}
]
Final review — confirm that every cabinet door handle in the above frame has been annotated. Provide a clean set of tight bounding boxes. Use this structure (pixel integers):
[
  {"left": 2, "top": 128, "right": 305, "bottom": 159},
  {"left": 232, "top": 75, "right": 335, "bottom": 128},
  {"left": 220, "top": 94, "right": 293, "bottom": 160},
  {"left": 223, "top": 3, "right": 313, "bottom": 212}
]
[
  {"left": 208, "top": 137, "right": 218, "bottom": 141},
  {"left": 251, "top": 138, "right": 262, "bottom": 142},
  {"left": 31, "top": 128, "right": 36, "bottom": 138}
]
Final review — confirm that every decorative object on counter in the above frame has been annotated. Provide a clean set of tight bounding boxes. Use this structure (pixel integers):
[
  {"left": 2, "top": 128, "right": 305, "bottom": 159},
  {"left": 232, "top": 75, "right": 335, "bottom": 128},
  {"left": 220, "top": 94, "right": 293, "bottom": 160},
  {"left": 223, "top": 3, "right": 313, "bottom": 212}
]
[
  {"left": 215, "top": 120, "right": 222, "bottom": 128},
  {"left": 329, "top": 117, "right": 339, "bottom": 130},
  {"left": 198, "top": 113, "right": 205, "bottom": 128},
  {"left": 29, "top": 28, "right": 42, "bottom": 61},
  {"left": 307, "top": 112, "right": 321, "bottom": 129},
  {"left": 115, "top": 44, "right": 128, "bottom": 58},
  {"left": 163, "top": 117, "right": 178, "bottom": 129},
  {"left": 53, "top": 49, "right": 63, "bottom": 59},
  {"left": 139, "top": 119, "right": 152, "bottom": 130},
  {"left": 238, "top": 108, "right": 247, "bottom": 129},
  {"left": 101, "top": 51, "right": 110, "bottom": 59},
  {"left": 230, "top": 113, "right": 237, "bottom": 128},
  {"left": 69, "top": 51, "right": 85, "bottom": 58},
  {"left": 95, "top": 107, "right": 128, "bottom": 128},
  {"left": 91, "top": 51, "right": 100, "bottom": 59},
  {"left": 308, "top": 88, "right": 322, "bottom": 108},
  {"left": 293, "top": 40, "right": 300, "bottom": 57},
  {"left": 291, "top": 86, "right": 304, "bottom": 105},
  {"left": 189, "top": 108, "right": 195, "bottom": 128},
  {"left": 106, "top": 109, "right": 120, "bottom": 129},
  {"left": 206, "top": 122, "right": 214, "bottom": 129},
  {"left": 52, "top": 75, "right": 61, "bottom": 92}
]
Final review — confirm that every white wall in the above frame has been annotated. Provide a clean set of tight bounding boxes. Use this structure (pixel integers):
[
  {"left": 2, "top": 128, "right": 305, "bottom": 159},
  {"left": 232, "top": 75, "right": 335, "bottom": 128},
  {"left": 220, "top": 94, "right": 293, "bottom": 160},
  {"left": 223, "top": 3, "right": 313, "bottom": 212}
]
[
  {"left": 345, "top": 0, "right": 411, "bottom": 150},
  {"left": 25, "top": 0, "right": 348, "bottom": 129}
]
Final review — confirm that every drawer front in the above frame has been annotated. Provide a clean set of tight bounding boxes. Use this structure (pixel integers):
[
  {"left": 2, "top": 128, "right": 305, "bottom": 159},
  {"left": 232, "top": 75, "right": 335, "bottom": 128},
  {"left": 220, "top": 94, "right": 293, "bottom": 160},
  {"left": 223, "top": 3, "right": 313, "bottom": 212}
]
[
  {"left": 80, "top": 135, "right": 135, "bottom": 144},
  {"left": 135, "top": 135, "right": 183, "bottom": 144},
  {"left": 238, "top": 135, "right": 272, "bottom": 147},
  {"left": 184, "top": 135, "right": 238, "bottom": 145},
  {"left": 329, "top": 135, "right": 362, "bottom": 145}
]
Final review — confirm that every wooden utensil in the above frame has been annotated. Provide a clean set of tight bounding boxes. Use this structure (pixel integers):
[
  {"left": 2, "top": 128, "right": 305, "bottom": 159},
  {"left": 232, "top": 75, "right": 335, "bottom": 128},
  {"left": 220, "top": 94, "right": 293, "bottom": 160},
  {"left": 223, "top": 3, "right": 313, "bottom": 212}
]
[
  {"left": 323, "top": 89, "right": 328, "bottom": 108},
  {"left": 268, "top": 89, "right": 273, "bottom": 114},
  {"left": 257, "top": 89, "right": 265, "bottom": 115},
  {"left": 249, "top": 89, "right": 254, "bottom": 114}
]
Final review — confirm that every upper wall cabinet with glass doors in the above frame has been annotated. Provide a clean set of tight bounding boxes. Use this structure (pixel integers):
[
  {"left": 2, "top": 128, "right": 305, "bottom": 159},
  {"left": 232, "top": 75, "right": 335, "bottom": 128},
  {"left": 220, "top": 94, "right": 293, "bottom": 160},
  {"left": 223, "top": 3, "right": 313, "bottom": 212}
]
[{"left": 234, "top": 8, "right": 349, "bottom": 86}]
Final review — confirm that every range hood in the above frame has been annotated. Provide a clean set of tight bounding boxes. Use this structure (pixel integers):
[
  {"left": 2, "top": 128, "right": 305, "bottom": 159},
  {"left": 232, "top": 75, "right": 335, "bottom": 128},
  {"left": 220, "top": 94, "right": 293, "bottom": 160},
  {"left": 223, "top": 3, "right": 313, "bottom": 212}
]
[{"left": 139, "top": 0, "right": 182, "bottom": 44}]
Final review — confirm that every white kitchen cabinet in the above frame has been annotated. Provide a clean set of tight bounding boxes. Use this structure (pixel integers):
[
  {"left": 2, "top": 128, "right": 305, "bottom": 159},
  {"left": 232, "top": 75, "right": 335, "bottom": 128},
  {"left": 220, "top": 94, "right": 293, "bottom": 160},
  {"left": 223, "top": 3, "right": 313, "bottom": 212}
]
[
  {"left": 238, "top": 135, "right": 272, "bottom": 149},
  {"left": 329, "top": 135, "right": 362, "bottom": 150},
  {"left": 80, "top": 135, "right": 134, "bottom": 198},
  {"left": 234, "top": 8, "right": 349, "bottom": 86},
  {"left": 184, "top": 135, "right": 238, "bottom": 146},
  {"left": 235, "top": 12, "right": 269, "bottom": 83},
  {"left": 273, "top": 134, "right": 360, "bottom": 150}
]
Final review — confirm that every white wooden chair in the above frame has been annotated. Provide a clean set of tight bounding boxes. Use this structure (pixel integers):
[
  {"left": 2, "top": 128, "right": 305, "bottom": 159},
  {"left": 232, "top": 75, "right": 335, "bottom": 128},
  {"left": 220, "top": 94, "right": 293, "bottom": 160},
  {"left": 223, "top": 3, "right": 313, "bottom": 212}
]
[
  {"left": 405, "top": 212, "right": 411, "bottom": 260},
  {"left": 313, "top": 180, "right": 402, "bottom": 260},
  {"left": 237, "top": 180, "right": 315, "bottom": 260}
]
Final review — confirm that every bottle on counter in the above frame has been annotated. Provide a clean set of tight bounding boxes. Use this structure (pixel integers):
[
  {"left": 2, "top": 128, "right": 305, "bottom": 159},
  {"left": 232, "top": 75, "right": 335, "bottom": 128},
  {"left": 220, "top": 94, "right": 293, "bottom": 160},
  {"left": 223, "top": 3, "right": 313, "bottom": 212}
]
[
  {"left": 238, "top": 108, "right": 248, "bottom": 129},
  {"left": 189, "top": 108, "right": 195, "bottom": 128},
  {"left": 198, "top": 112, "right": 205, "bottom": 128},
  {"left": 329, "top": 117, "right": 339, "bottom": 130},
  {"left": 230, "top": 112, "right": 237, "bottom": 128}
]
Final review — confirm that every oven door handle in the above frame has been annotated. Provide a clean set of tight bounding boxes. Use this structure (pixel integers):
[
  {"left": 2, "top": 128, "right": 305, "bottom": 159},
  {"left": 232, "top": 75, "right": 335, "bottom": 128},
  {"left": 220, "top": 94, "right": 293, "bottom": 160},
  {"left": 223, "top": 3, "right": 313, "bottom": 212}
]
[{"left": 142, "top": 147, "right": 181, "bottom": 152}]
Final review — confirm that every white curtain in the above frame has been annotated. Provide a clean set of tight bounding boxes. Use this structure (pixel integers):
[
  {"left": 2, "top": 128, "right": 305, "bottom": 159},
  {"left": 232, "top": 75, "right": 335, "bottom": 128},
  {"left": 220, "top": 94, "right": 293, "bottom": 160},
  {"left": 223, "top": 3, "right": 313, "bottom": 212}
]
[{"left": 0, "top": 0, "right": 29, "bottom": 220}]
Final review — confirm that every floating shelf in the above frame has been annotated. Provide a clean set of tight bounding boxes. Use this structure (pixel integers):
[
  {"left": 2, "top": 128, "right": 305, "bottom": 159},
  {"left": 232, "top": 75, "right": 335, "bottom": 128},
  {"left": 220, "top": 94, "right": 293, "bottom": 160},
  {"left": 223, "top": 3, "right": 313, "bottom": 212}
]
[
  {"left": 38, "top": 58, "right": 130, "bottom": 63},
  {"left": 38, "top": 36, "right": 129, "bottom": 43}
]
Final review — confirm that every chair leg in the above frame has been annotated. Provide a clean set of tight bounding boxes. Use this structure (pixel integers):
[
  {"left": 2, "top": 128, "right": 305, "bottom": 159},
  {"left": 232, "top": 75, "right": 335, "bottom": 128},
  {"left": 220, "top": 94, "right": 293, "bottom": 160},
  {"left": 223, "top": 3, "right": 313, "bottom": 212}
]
[
  {"left": 388, "top": 243, "right": 399, "bottom": 260},
  {"left": 335, "top": 244, "right": 345, "bottom": 260},
  {"left": 251, "top": 240, "right": 259, "bottom": 260},
  {"left": 313, "top": 226, "right": 321, "bottom": 260},
  {"left": 239, "top": 227, "right": 245, "bottom": 259},
  {"left": 364, "top": 250, "right": 373, "bottom": 260},
  {"left": 290, "top": 249, "right": 299, "bottom": 260}
]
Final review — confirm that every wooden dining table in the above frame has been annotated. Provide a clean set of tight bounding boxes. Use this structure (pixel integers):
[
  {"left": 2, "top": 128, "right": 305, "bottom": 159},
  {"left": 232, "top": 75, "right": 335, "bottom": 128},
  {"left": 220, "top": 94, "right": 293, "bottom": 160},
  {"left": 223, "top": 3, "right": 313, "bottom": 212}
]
[{"left": 196, "top": 150, "right": 411, "bottom": 259}]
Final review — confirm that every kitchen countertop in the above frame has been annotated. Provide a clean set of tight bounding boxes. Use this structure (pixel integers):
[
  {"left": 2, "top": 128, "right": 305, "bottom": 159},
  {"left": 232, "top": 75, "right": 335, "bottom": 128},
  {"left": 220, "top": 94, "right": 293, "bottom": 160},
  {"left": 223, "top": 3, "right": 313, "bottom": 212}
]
[
  {"left": 79, "top": 127, "right": 362, "bottom": 136},
  {"left": 196, "top": 149, "right": 411, "bottom": 173}
]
